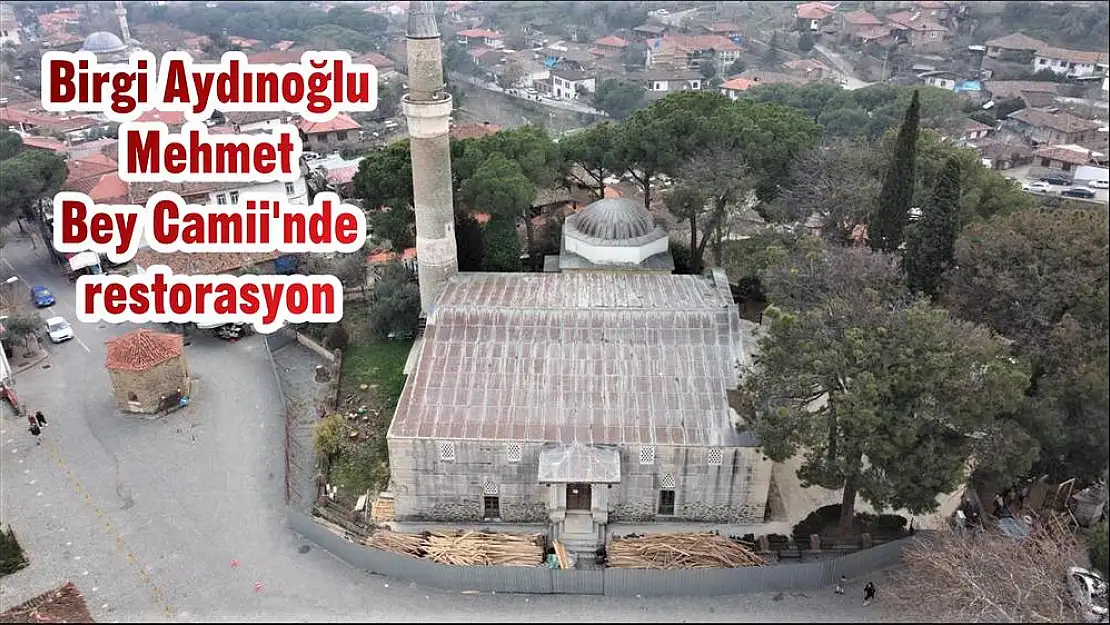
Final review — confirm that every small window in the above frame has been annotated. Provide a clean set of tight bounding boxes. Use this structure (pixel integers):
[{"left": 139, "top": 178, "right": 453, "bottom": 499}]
[
  {"left": 658, "top": 490, "right": 675, "bottom": 516},
  {"left": 285, "top": 182, "right": 296, "bottom": 196},
  {"left": 659, "top": 473, "right": 676, "bottom": 489},
  {"left": 439, "top": 441, "right": 456, "bottom": 461},
  {"left": 127, "top": 392, "right": 139, "bottom": 402},
  {"left": 229, "top": 191, "right": 239, "bottom": 204},
  {"left": 483, "top": 496, "right": 500, "bottom": 519},
  {"left": 506, "top": 443, "right": 522, "bottom": 463},
  {"left": 483, "top": 480, "right": 499, "bottom": 496},
  {"left": 639, "top": 446, "right": 656, "bottom": 465},
  {"left": 216, "top": 193, "right": 228, "bottom": 205},
  {"left": 338, "top": 130, "right": 349, "bottom": 141},
  {"left": 707, "top": 447, "right": 724, "bottom": 466},
  {"left": 1061, "top": 163, "right": 1071, "bottom": 172}
]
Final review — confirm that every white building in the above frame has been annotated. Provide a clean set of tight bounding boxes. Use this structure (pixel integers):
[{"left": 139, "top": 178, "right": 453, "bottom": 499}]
[
  {"left": 1032, "top": 47, "right": 1109, "bottom": 79},
  {"left": 0, "top": 3, "right": 21, "bottom": 47},
  {"left": 208, "top": 177, "right": 309, "bottom": 207},
  {"left": 551, "top": 70, "right": 595, "bottom": 100},
  {"left": 224, "top": 111, "right": 290, "bottom": 135}
]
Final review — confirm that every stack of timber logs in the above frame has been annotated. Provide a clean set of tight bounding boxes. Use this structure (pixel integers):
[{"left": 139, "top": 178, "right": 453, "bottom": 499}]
[
  {"left": 423, "top": 531, "right": 545, "bottom": 566},
  {"left": 606, "top": 532, "right": 767, "bottom": 569},
  {"left": 364, "top": 530, "right": 424, "bottom": 557}
]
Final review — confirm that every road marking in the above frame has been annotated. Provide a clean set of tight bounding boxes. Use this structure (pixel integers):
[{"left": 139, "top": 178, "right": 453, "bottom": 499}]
[{"left": 42, "top": 440, "right": 175, "bottom": 617}]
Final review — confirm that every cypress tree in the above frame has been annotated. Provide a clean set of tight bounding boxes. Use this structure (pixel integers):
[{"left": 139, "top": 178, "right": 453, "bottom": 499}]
[
  {"left": 871, "top": 90, "right": 921, "bottom": 253},
  {"left": 904, "top": 156, "right": 962, "bottom": 297}
]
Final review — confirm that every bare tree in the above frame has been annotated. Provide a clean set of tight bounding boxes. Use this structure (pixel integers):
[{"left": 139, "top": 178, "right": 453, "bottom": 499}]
[
  {"left": 884, "top": 523, "right": 1086, "bottom": 623},
  {"left": 776, "top": 138, "right": 884, "bottom": 243},
  {"left": 305, "top": 253, "right": 367, "bottom": 289},
  {"left": 760, "top": 241, "right": 908, "bottom": 313},
  {"left": 676, "top": 140, "right": 753, "bottom": 272}
]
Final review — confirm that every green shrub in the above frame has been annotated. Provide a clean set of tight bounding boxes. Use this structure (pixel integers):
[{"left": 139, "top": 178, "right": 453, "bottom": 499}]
[
  {"left": 1090, "top": 521, "right": 1109, "bottom": 578},
  {"left": 0, "top": 524, "right": 29, "bottom": 577}
]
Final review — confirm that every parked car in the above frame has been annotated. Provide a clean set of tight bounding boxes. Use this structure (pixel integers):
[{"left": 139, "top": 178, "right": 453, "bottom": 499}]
[
  {"left": 1062, "top": 187, "right": 1097, "bottom": 199},
  {"left": 44, "top": 316, "right": 75, "bottom": 343},
  {"left": 1089, "top": 179, "right": 1109, "bottom": 190},
  {"left": 1024, "top": 181, "right": 1053, "bottom": 194},
  {"left": 1041, "top": 174, "right": 1072, "bottom": 186},
  {"left": 30, "top": 286, "right": 55, "bottom": 308}
]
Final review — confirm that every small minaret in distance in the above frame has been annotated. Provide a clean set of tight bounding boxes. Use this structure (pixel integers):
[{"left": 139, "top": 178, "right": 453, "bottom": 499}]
[
  {"left": 115, "top": 0, "right": 131, "bottom": 44},
  {"left": 403, "top": 1, "right": 459, "bottom": 317}
]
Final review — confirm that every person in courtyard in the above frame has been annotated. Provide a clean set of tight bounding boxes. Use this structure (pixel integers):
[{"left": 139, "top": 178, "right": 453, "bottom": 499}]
[
  {"left": 35, "top": 411, "right": 47, "bottom": 428},
  {"left": 863, "top": 581, "right": 876, "bottom": 606},
  {"left": 835, "top": 575, "right": 846, "bottom": 595},
  {"left": 29, "top": 420, "right": 42, "bottom": 445}
]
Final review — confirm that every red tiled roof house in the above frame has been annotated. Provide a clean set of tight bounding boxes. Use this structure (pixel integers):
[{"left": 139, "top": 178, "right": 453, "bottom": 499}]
[
  {"left": 295, "top": 114, "right": 361, "bottom": 153},
  {"left": 104, "top": 329, "right": 190, "bottom": 415}
]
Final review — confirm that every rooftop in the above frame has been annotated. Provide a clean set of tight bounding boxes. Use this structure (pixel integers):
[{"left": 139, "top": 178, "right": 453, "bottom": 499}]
[
  {"left": 795, "top": 2, "right": 838, "bottom": 20},
  {"left": 886, "top": 11, "right": 948, "bottom": 32},
  {"left": 985, "top": 33, "right": 1051, "bottom": 53},
  {"left": 450, "top": 122, "right": 502, "bottom": 140},
  {"left": 133, "top": 249, "right": 281, "bottom": 276},
  {"left": 1009, "top": 108, "right": 1103, "bottom": 134},
  {"left": 568, "top": 197, "right": 657, "bottom": 241},
  {"left": 842, "top": 9, "right": 882, "bottom": 26},
  {"left": 0, "top": 582, "right": 95, "bottom": 624},
  {"left": 105, "top": 329, "right": 184, "bottom": 372},
  {"left": 1032, "top": 145, "right": 1092, "bottom": 166},
  {"left": 388, "top": 271, "right": 753, "bottom": 447},
  {"left": 648, "top": 34, "right": 742, "bottom": 53},
  {"left": 458, "top": 28, "right": 502, "bottom": 39},
  {"left": 595, "top": 35, "right": 629, "bottom": 48},
  {"left": 295, "top": 114, "right": 361, "bottom": 135},
  {"left": 135, "top": 109, "right": 187, "bottom": 126}
]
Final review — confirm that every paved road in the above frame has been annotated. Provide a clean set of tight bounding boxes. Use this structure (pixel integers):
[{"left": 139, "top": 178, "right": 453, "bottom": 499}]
[
  {"left": 813, "top": 44, "right": 873, "bottom": 91},
  {"left": 0, "top": 236, "right": 895, "bottom": 622},
  {"left": 448, "top": 72, "right": 606, "bottom": 116}
]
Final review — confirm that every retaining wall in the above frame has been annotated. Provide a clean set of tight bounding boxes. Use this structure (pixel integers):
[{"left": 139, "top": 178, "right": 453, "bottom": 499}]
[{"left": 287, "top": 509, "right": 917, "bottom": 596}]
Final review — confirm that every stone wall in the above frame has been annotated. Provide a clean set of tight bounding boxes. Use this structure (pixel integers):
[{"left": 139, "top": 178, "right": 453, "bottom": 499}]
[
  {"left": 388, "top": 438, "right": 773, "bottom": 525},
  {"left": 108, "top": 356, "right": 190, "bottom": 414}
]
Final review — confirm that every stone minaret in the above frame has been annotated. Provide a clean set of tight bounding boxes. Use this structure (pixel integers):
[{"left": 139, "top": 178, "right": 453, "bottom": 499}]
[
  {"left": 115, "top": 0, "right": 131, "bottom": 44},
  {"left": 403, "top": 1, "right": 458, "bottom": 317}
]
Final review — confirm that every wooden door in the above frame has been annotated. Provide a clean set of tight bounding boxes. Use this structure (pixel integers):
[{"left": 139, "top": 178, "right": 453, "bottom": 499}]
[{"left": 566, "top": 483, "right": 592, "bottom": 511}]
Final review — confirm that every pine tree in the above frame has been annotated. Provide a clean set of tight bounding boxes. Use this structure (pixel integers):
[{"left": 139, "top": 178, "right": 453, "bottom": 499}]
[
  {"left": 904, "top": 156, "right": 962, "bottom": 296},
  {"left": 871, "top": 90, "right": 921, "bottom": 253}
]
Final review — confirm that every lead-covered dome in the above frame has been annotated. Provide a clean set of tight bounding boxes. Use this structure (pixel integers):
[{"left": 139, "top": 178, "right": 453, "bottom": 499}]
[
  {"left": 572, "top": 198, "right": 657, "bottom": 240},
  {"left": 82, "top": 31, "right": 128, "bottom": 55}
]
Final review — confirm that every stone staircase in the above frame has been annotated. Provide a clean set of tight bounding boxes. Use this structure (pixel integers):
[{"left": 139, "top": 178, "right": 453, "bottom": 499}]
[{"left": 554, "top": 512, "right": 602, "bottom": 561}]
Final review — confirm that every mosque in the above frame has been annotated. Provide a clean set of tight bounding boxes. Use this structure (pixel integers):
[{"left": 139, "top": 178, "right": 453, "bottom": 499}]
[
  {"left": 384, "top": 2, "right": 771, "bottom": 555},
  {"left": 80, "top": 1, "right": 137, "bottom": 63}
]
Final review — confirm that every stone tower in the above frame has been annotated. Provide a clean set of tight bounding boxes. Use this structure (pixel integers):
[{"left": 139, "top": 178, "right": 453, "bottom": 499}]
[
  {"left": 114, "top": 0, "right": 131, "bottom": 45},
  {"left": 403, "top": 1, "right": 458, "bottom": 317}
]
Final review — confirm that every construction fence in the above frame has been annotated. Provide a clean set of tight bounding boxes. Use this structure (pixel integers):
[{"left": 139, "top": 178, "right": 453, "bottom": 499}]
[{"left": 287, "top": 509, "right": 920, "bottom": 597}]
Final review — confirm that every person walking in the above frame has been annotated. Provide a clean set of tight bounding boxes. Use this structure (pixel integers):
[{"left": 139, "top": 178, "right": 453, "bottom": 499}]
[
  {"left": 29, "top": 420, "right": 42, "bottom": 445},
  {"left": 34, "top": 411, "right": 47, "bottom": 428},
  {"left": 863, "top": 581, "right": 876, "bottom": 606},
  {"left": 835, "top": 575, "right": 847, "bottom": 595}
]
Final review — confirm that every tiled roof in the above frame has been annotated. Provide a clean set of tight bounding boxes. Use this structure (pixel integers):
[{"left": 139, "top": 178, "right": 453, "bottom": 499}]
[
  {"left": 271, "top": 40, "right": 296, "bottom": 51},
  {"left": 127, "top": 179, "right": 238, "bottom": 204},
  {"left": 886, "top": 11, "right": 947, "bottom": 32},
  {"left": 450, "top": 123, "right": 502, "bottom": 140},
  {"left": 388, "top": 272, "right": 751, "bottom": 446},
  {"left": 985, "top": 33, "right": 1050, "bottom": 53},
  {"left": 21, "top": 136, "right": 66, "bottom": 151},
  {"left": 88, "top": 173, "right": 129, "bottom": 203},
  {"left": 856, "top": 25, "right": 892, "bottom": 40},
  {"left": 1036, "top": 45, "right": 1110, "bottom": 65},
  {"left": 963, "top": 118, "right": 994, "bottom": 133},
  {"left": 0, "top": 582, "right": 95, "bottom": 624},
  {"left": 104, "top": 329, "right": 184, "bottom": 371},
  {"left": 458, "top": 28, "right": 502, "bottom": 39},
  {"left": 0, "top": 108, "right": 100, "bottom": 132},
  {"left": 246, "top": 49, "right": 303, "bottom": 64},
  {"left": 295, "top": 114, "right": 360, "bottom": 135},
  {"left": 1032, "top": 145, "right": 1091, "bottom": 166},
  {"left": 135, "top": 109, "right": 187, "bottom": 126},
  {"left": 360, "top": 52, "right": 395, "bottom": 68},
  {"left": 367, "top": 247, "right": 417, "bottom": 265},
  {"left": 720, "top": 78, "right": 755, "bottom": 91},
  {"left": 842, "top": 9, "right": 882, "bottom": 26},
  {"left": 984, "top": 80, "right": 1059, "bottom": 100},
  {"left": 1009, "top": 108, "right": 1102, "bottom": 134},
  {"left": 223, "top": 110, "right": 286, "bottom": 125},
  {"left": 784, "top": 58, "right": 829, "bottom": 73},
  {"left": 705, "top": 22, "right": 740, "bottom": 33},
  {"left": 737, "top": 69, "right": 806, "bottom": 86},
  {"left": 648, "top": 34, "right": 742, "bottom": 53},
  {"left": 915, "top": 0, "right": 948, "bottom": 9},
  {"left": 65, "top": 153, "right": 119, "bottom": 183},
  {"left": 595, "top": 36, "right": 629, "bottom": 48},
  {"left": 325, "top": 164, "right": 361, "bottom": 185},
  {"left": 132, "top": 249, "right": 281, "bottom": 276},
  {"left": 795, "top": 2, "right": 837, "bottom": 20}
]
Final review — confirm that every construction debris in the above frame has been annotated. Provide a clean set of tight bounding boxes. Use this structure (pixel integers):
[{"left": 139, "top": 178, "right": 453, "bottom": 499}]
[
  {"left": 606, "top": 532, "right": 768, "bottom": 569},
  {"left": 423, "top": 531, "right": 545, "bottom": 567},
  {"left": 370, "top": 496, "right": 396, "bottom": 522},
  {"left": 553, "top": 540, "right": 573, "bottom": 570},
  {"left": 365, "top": 530, "right": 424, "bottom": 557}
]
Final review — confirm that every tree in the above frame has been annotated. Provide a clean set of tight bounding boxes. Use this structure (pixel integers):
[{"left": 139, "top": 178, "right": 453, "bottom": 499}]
[
  {"left": 496, "top": 61, "right": 526, "bottom": 90},
  {"left": 454, "top": 210, "right": 485, "bottom": 271},
  {"left": 870, "top": 90, "right": 921, "bottom": 253},
  {"left": 773, "top": 138, "right": 884, "bottom": 236},
  {"left": 369, "top": 206, "right": 416, "bottom": 253},
  {"left": 0, "top": 130, "right": 23, "bottom": 161},
  {"left": 698, "top": 61, "right": 717, "bottom": 79},
  {"left": 481, "top": 217, "right": 523, "bottom": 272},
  {"left": 591, "top": 79, "right": 648, "bottom": 121},
  {"left": 885, "top": 522, "right": 1085, "bottom": 623},
  {"left": 305, "top": 253, "right": 366, "bottom": 288},
  {"left": 903, "top": 156, "right": 961, "bottom": 297},
  {"left": 353, "top": 141, "right": 413, "bottom": 209},
  {"left": 0, "top": 149, "right": 67, "bottom": 230},
  {"left": 663, "top": 185, "right": 708, "bottom": 267},
  {"left": 676, "top": 140, "right": 752, "bottom": 271},
  {"left": 314, "top": 414, "right": 347, "bottom": 472},
  {"left": 559, "top": 122, "right": 622, "bottom": 199},
  {"left": 762, "top": 31, "right": 781, "bottom": 67},
  {"left": 798, "top": 31, "right": 815, "bottom": 52},
  {"left": 1091, "top": 520, "right": 1109, "bottom": 578},
  {"left": 461, "top": 153, "right": 536, "bottom": 256},
  {"left": 942, "top": 209, "right": 1109, "bottom": 482},
  {"left": 368, "top": 262, "right": 420, "bottom": 340},
  {"left": 325, "top": 324, "right": 350, "bottom": 350},
  {"left": 0, "top": 313, "right": 42, "bottom": 354},
  {"left": 727, "top": 58, "right": 746, "bottom": 77},
  {"left": 759, "top": 243, "right": 910, "bottom": 314}
]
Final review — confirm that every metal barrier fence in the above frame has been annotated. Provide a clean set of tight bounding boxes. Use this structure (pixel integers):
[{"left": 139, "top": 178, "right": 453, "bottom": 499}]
[
  {"left": 265, "top": 329, "right": 297, "bottom": 505},
  {"left": 287, "top": 509, "right": 918, "bottom": 597}
]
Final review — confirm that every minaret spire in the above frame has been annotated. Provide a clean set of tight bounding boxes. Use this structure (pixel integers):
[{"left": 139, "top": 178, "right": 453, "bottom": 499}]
[
  {"left": 403, "top": 1, "right": 458, "bottom": 317},
  {"left": 115, "top": 0, "right": 131, "bottom": 44}
]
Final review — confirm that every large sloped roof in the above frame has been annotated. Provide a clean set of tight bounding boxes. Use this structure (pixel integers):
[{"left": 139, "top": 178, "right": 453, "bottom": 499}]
[{"left": 388, "top": 271, "right": 754, "bottom": 447}]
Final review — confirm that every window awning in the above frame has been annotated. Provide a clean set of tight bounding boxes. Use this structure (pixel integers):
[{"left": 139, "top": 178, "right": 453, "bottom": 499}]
[{"left": 537, "top": 443, "right": 621, "bottom": 484}]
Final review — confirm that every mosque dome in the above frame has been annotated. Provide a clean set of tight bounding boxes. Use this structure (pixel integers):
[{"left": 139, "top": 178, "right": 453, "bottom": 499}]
[
  {"left": 571, "top": 198, "right": 657, "bottom": 241},
  {"left": 82, "top": 31, "right": 128, "bottom": 55}
]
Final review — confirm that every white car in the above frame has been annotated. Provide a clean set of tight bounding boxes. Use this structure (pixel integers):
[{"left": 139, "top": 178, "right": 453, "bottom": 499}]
[
  {"left": 1024, "top": 181, "right": 1053, "bottom": 193},
  {"left": 45, "top": 316, "right": 75, "bottom": 343},
  {"left": 1089, "top": 179, "right": 1109, "bottom": 190}
]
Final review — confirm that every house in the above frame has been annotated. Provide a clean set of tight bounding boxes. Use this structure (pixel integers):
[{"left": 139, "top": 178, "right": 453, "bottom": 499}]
[
  {"left": 450, "top": 122, "right": 502, "bottom": 140},
  {"left": 984, "top": 33, "right": 1049, "bottom": 63},
  {"left": 1029, "top": 145, "right": 1094, "bottom": 181},
  {"left": 794, "top": 2, "right": 838, "bottom": 32},
  {"left": 840, "top": 9, "right": 883, "bottom": 34},
  {"left": 228, "top": 36, "right": 261, "bottom": 49},
  {"left": 594, "top": 36, "right": 629, "bottom": 53},
  {"left": 134, "top": 108, "right": 188, "bottom": 131},
  {"left": 360, "top": 52, "right": 397, "bottom": 78},
  {"left": 702, "top": 22, "right": 741, "bottom": 38},
  {"left": 128, "top": 174, "right": 310, "bottom": 209},
  {"left": 61, "top": 153, "right": 126, "bottom": 204},
  {"left": 1007, "top": 108, "right": 1104, "bottom": 146},
  {"left": 295, "top": 114, "right": 362, "bottom": 153},
  {"left": 0, "top": 3, "right": 21, "bottom": 47},
  {"left": 783, "top": 59, "right": 830, "bottom": 81},
  {"left": 444, "top": 1, "right": 469, "bottom": 22},
  {"left": 224, "top": 110, "right": 288, "bottom": 134},
  {"left": 21, "top": 136, "right": 67, "bottom": 153},
  {"left": 984, "top": 80, "right": 1059, "bottom": 108},
  {"left": 104, "top": 329, "right": 190, "bottom": 415},
  {"left": 551, "top": 70, "right": 595, "bottom": 100},
  {"left": 132, "top": 247, "right": 283, "bottom": 278},
  {"left": 720, "top": 77, "right": 756, "bottom": 100},
  {"left": 885, "top": 11, "right": 948, "bottom": 48},
  {"left": 0, "top": 108, "right": 104, "bottom": 143},
  {"left": 305, "top": 152, "right": 364, "bottom": 198},
  {"left": 958, "top": 118, "right": 994, "bottom": 143},
  {"left": 919, "top": 70, "right": 965, "bottom": 90},
  {"left": 457, "top": 28, "right": 504, "bottom": 49},
  {"left": 637, "top": 68, "right": 703, "bottom": 95},
  {"left": 645, "top": 35, "right": 742, "bottom": 71},
  {"left": 632, "top": 23, "right": 668, "bottom": 40},
  {"left": 735, "top": 69, "right": 806, "bottom": 88},
  {"left": 1032, "top": 46, "right": 1110, "bottom": 79},
  {"left": 500, "top": 51, "right": 550, "bottom": 89},
  {"left": 914, "top": 0, "right": 950, "bottom": 23}
]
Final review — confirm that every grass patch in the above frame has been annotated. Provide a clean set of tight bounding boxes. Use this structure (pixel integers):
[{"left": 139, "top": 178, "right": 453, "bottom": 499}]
[{"left": 340, "top": 340, "right": 412, "bottom": 414}]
